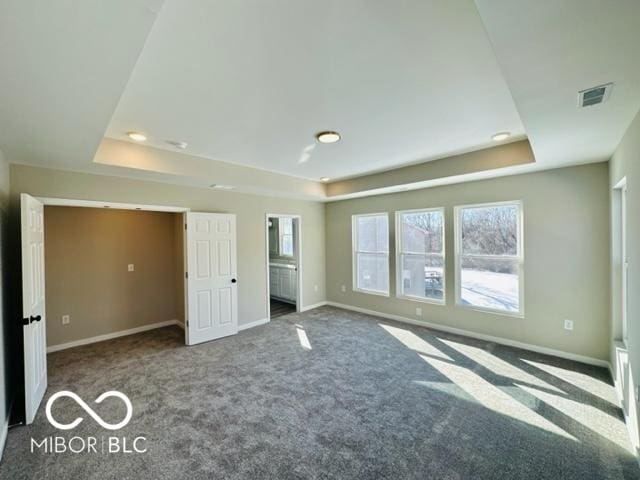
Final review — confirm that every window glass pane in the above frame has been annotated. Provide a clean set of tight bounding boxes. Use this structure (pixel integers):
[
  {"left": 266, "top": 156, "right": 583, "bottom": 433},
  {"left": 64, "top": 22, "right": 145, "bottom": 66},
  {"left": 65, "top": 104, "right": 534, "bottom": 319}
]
[
  {"left": 281, "top": 234, "right": 293, "bottom": 256},
  {"left": 460, "top": 257, "right": 519, "bottom": 312},
  {"left": 461, "top": 205, "right": 518, "bottom": 256},
  {"left": 281, "top": 217, "right": 293, "bottom": 235},
  {"left": 401, "top": 254, "right": 444, "bottom": 300},
  {"left": 357, "top": 253, "right": 389, "bottom": 293},
  {"left": 357, "top": 215, "right": 388, "bottom": 253},
  {"left": 401, "top": 211, "right": 443, "bottom": 254}
]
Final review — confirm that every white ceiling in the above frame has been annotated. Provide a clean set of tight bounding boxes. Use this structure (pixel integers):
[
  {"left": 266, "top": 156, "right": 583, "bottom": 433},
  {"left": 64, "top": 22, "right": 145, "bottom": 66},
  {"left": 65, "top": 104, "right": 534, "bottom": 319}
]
[
  {"left": 475, "top": 0, "right": 640, "bottom": 170},
  {"left": 0, "top": 0, "right": 163, "bottom": 167},
  {"left": 1, "top": 0, "right": 639, "bottom": 197},
  {"left": 105, "top": 0, "right": 525, "bottom": 181}
]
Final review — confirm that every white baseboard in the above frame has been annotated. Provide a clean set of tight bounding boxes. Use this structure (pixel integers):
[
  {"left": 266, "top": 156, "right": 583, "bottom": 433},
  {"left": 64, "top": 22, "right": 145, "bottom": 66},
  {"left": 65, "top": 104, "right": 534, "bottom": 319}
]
[
  {"left": 239, "top": 318, "right": 269, "bottom": 331},
  {"left": 326, "top": 301, "right": 609, "bottom": 368},
  {"left": 47, "top": 319, "right": 182, "bottom": 353},
  {"left": 175, "top": 320, "right": 185, "bottom": 330},
  {"left": 0, "top": 413, "right": 8, "bottom": 462},
  {"left": 299, "top": 301, "right": 328, "bottom": 312}
]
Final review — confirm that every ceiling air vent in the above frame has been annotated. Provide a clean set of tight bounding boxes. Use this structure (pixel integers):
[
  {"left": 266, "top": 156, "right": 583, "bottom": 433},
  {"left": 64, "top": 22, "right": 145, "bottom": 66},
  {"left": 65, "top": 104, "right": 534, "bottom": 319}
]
[{"left": 578, "top": 83, "right": 613, "bottom": 107}]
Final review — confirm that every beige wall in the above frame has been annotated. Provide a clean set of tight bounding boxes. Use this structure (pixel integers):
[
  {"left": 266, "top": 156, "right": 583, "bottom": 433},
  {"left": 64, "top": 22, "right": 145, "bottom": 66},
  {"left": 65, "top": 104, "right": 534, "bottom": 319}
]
[
  {"left": 44, "top": 207, "right": 180, "bottom": 347},
  {"left": 610, "top": 109, "right": 640, "bottom": 448},
  {"left": 0, "top": 149, "right": 10, "bottom": 449},
  {"left": 10, "top": 164, "right": 327, "bottom": 329},
  {"left": 326, "top": 162, "right": 610, "bottom": 360}
]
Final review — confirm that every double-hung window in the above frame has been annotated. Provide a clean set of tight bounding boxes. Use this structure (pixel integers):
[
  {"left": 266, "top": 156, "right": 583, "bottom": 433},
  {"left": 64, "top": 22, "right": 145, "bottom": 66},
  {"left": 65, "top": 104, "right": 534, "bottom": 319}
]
[
  {"left": 396, "top": 208, "right": 445, "bottom": 303},
  {"left": 455, "top": 201, "right": 523, "bottom": 316},
  {"left": 279, "top": 217, "right": 294, "bottom": 257},
  {"left": 352, "top": 213, "right": 389, "bottom": 296}
]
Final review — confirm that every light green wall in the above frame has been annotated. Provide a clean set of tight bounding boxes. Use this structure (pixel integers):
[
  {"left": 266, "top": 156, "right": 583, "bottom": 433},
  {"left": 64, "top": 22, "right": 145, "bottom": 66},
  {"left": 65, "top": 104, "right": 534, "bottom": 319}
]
[
  {"left": 9, "top": 164, "right": 327, "bottom": 328},
  {"left": 326, "top": 162, "right": 610, "bottom": 360},
  {"left": 610, "top": 110, "right": 640, "bottom": 437}
]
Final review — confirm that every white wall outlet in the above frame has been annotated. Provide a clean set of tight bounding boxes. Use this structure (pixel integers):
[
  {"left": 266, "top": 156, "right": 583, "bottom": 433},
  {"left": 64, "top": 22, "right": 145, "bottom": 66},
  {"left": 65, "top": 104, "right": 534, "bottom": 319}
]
[
  {"left": 564, "top": 319, "right": 574, "bottom": 331},
  {"left": 341, "top": 285, "right": 346, "bottom": 293},
  {"left": 62, "top": 315, "right": 70, "bottom": 325},
  {"left": 416, "top": 307, "right": 422, "bottom": 316},
  {"left": 314, "top": 284, "right": 319, "bottom": 292},
  {"left": 128, "top": 264, "right": 135, "bottom": 272}
]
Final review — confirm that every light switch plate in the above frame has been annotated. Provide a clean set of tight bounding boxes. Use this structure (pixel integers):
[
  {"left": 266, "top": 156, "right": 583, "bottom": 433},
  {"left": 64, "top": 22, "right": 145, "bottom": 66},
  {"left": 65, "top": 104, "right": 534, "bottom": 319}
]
[
  {"left": 62, "top": 315, "right": 70, "bottom": 325},
  {"left": 341, "top": 285, "right": 346, "bottom": 292},
  {"left": 564, "top": 319, "right": 574, "bottom": 331},
  {"left": 128, "top": 264, "right": 135, "bottom": 272},
  {"left": 416, "top": 307, "right": 422, "bottom": 316}
]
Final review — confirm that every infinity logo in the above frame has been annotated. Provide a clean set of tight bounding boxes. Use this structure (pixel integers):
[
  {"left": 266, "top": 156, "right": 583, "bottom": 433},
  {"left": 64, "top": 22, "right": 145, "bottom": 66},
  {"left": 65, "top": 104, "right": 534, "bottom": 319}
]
[{"left": 45, "top": 391, "right": 133, "bottom": 431}]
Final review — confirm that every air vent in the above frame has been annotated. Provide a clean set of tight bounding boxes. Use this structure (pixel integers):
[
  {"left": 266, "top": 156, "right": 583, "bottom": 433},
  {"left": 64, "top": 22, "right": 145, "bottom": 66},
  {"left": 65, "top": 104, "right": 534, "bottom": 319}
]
[{"left": 578, "top": 83, "right": 613, "bottom": 107}]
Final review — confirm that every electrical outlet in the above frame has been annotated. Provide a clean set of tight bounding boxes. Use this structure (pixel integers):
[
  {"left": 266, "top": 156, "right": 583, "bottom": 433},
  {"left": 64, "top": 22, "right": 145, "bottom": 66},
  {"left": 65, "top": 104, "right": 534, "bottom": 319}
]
[
  {"left": 341, "top": 285, "right": 346, "bottom": 293},
  {"left": 128, "top": 264, "right": 135, "bottom": 272},
  {"left": 416, "top": 307, "right": 422, "bottom": 316},
  {"left": 564, "top": 319, "right": 574, "bottom": 331},
  {"left": 62, "top": 315, "right": 70, "bottom": 325}
]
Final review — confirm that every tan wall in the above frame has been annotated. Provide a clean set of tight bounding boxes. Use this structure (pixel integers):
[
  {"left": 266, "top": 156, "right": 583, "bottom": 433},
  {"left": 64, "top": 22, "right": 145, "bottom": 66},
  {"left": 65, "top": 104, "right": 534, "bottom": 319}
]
[
  {"left": 9, "top": 164, "right": 327, "bottom": 330},
  {"left": 326, "top": 162, "right": 610, "bottom": 360},
  {"left": 610, "top": 109, "right": 640, "bottom": 446},
  {"left": 44, "top": 207, "right": 180, "bottom": 347}
]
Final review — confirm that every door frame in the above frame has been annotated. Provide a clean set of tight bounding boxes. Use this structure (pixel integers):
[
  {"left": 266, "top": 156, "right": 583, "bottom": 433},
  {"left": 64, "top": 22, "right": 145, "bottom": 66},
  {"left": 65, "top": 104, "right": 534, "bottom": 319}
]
[
  {"left": 35, "top": 196, "right": 190, "bottom": 349},
  {"left": 265, "top": 213, "right": 302, "bottom": 320}
]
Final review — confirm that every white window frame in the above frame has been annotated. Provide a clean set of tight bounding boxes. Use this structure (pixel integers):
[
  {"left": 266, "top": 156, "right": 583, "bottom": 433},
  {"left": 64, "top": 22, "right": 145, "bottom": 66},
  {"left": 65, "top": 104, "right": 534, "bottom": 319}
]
[
  {"left": 278, "top": 217, "right": 294, "bottom": 257},
  {"left": 454, "top": 200, "right": 524, "bottom": 317},
  {"left": 395, "top": 207, "right": 445, "bottom": 305},
  {"left": 352, "top": 212, "right": 390, "bottom": 297}
]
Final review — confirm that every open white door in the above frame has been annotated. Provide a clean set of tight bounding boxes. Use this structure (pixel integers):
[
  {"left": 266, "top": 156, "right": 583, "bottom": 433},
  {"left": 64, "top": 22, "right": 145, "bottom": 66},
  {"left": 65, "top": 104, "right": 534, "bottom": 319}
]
[
  {"left": 21, "top": 193, "right": 47, "bottom": 424},
  {"left": 185, "top": 213, "right": 238, "bottom": 345}
]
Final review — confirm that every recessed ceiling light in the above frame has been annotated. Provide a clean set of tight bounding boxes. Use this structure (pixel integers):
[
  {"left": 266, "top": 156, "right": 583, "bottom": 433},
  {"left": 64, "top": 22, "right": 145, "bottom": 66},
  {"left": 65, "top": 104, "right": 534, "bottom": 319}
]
[
  {"left": 491, "top": 132, "right": 511, "bottom": 142},
  {"left": 320, "top": 177, "right": 331, "bottom": 182},
  {"left": 127, "top": 131, "right": 147, "bottom": 142},
  {"left": 210, "top": 184, "right": 234, "bottom": 190},
  {"left": 167, "top": 140, "right": 188, "bottom": 149},
  {"left": 316, "top": 131, "right": 341, "bottom": 144}
]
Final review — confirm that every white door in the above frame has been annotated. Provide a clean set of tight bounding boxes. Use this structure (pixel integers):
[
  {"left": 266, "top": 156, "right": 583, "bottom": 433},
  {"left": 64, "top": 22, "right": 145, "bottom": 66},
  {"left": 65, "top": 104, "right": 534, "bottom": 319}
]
[
  {"left": 185, "top": 213, "right": 238, "bottom": 345},
  {"left": 21, "top": 193, "right": 47, "bottom": 424}
]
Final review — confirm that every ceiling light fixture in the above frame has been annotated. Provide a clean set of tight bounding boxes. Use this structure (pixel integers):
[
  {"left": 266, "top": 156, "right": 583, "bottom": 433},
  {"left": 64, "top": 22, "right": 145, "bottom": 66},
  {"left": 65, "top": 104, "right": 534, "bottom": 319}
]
[
  {"left": 491, "top": 132, "right": 511, "bottom": 142},
  {"left": 127, "top": 131, "right": 147, "bottom": 142},
  {"left": 316, "top": 131, "right": 341, "bottom": 144},
  {"left": 320, "top": 177, "right": 330, "bottom": 182}
]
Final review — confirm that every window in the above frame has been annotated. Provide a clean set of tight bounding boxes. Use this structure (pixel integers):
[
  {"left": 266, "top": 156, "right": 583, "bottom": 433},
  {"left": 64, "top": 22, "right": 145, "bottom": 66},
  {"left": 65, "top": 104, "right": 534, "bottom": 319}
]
[
  {"left": 353, "top": 213, "right": 389, "bottom": 296},
  {"left": 279, "top": 217, "right": 294, "bottom": 257},
  {"left": 455, "top": 201, "right": 523, "bottom": 315},
  {"left": 396, "top": 208, "right": 445, "bottom": 303}
]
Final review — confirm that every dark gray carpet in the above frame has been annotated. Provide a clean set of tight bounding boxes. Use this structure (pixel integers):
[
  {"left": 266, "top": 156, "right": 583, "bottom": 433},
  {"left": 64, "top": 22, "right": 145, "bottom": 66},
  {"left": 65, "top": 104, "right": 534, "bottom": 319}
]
[{"left": 1, "top": 306, "right": 637, "bottom": 480}]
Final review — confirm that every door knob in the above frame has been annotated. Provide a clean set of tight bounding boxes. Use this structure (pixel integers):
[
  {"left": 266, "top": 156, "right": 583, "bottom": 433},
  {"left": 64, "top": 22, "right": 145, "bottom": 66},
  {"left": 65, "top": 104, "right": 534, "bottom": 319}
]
[
  {"left": 231, "top": 278, "right": 237, "bottom": 283},
  {"left": 23, "top": 315, "right": 41, "bottom": 325}
]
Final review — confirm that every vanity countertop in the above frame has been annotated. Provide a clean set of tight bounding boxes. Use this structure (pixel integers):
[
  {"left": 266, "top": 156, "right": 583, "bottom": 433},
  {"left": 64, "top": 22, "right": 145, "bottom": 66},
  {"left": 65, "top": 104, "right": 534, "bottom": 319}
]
[{"left": 269, "top": 262, "right": 296, "bottom": 269}]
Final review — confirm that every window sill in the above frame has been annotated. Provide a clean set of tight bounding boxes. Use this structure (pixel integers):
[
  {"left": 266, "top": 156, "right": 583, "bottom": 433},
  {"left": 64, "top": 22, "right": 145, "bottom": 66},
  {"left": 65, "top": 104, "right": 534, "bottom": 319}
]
[
  {"left": 353, "top": 287, "right": 390, "bottom": 298},
  {"left": 397, "top": 294, "right": 445, "bottom": 306},
  {"left": 456, "top": 303, "right": 524, "bottom": 319}
]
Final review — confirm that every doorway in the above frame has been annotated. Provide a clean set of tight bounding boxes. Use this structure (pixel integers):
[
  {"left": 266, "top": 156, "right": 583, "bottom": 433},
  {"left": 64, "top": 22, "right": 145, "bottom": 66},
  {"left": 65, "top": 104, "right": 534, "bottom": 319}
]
[
  {"left": 266, "top": 214, "right": 301, "bottom": 319},
  {"left": 19, "top": 195, "right": 240, "bottom": 424}
]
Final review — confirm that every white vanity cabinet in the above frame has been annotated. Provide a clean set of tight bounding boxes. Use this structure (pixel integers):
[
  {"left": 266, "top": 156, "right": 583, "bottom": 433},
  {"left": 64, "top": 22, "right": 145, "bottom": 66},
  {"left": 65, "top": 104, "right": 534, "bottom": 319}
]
[{"left": 269, "top": 264, "right": 297, "bottom": 302}]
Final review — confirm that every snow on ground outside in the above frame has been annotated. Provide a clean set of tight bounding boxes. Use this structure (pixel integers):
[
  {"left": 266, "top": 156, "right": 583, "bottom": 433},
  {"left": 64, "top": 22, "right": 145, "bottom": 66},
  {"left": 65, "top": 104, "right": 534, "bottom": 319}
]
[{"left": 460, "top": 269, "right": 519, "bottom": 312}]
